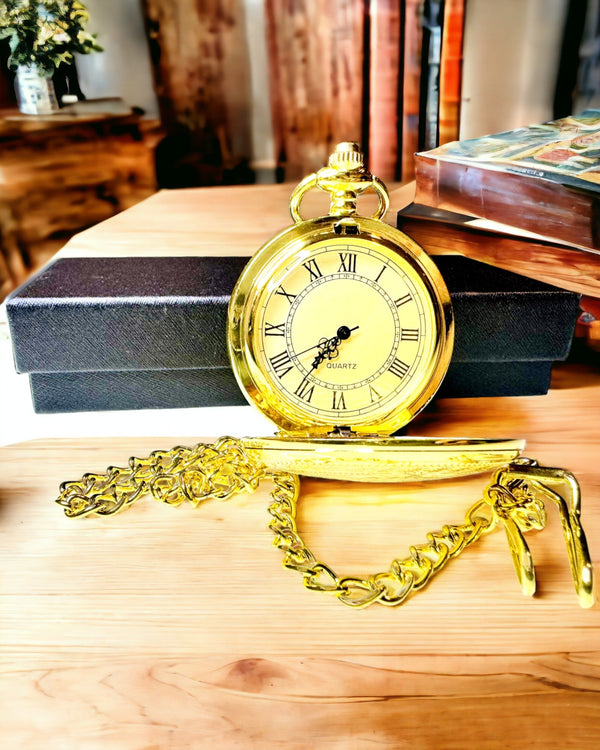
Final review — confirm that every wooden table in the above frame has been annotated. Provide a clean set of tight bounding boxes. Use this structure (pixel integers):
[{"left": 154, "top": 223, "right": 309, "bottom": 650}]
[{"left": 1, "top": 185, "right": 599, "bottom": 748}]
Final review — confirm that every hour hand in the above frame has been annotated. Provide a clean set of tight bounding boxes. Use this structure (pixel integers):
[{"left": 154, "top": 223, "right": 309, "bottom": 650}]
[
  {"left": 311, "top": 345, "right": 332, "bottom": 370},
  {"left": 311, "top": 326, "right": 358, "bottom": 369}
]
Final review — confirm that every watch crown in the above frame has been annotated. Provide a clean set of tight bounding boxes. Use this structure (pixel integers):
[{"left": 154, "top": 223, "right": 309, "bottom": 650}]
[
  {"left": 289, "top": 142, "right": 388, "bottom": 222},
  {"left": 328, "top": 142, "right": 364, "bottom": 172}
]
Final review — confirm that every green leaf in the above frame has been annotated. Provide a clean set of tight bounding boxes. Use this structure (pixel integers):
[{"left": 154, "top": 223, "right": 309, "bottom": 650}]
[{"left": 0, "top": 1, "right": 101, "bottom": 70}]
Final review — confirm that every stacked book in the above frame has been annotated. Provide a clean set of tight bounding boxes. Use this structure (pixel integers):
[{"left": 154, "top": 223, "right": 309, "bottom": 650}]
[{"left": 397, "top": 110, "right": 600, "bottom": 348}]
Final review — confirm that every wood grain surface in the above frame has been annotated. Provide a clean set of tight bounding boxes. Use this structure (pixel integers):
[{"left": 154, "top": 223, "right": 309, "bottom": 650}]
[
  {"left": 438, "top": 0, "right": 465, "bottom": 146},
  {"left": 265, "top": 0, "right": 365, "bottom": 180},
  {"left": 1, "top": 363, "right": 599, "bottom": 749},
  {"left": 2, "top": 182, "right": 599, "bottom": 747},
  {"left": 59, "top": 181, "right": 412, "bottom": 259},
  {"left": 143, "top": 0, "right": 252, "bottom": 166},
  {"left": 0, "top": 111, "right": 157, "bottom": 300},
  {"left": 401, "top": 0, "right": 424, "bottom": 181}
]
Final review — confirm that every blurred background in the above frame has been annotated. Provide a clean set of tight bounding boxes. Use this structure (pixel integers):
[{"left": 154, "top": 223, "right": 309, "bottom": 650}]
[{"left": 1, "top": 0, "right": 599, "bottom": 301}]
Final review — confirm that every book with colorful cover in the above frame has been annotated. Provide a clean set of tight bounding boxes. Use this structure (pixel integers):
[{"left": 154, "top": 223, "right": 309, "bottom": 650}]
[
  {"left": 414, "top": 110, "right": 600, "bottom": 250},
  {"left": 421, "top": 109, "right": 600, "bottom": 189}
]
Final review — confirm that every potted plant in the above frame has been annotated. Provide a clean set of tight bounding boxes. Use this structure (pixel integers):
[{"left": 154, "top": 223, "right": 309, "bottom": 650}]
[{"left": 0, "top": 1, "right": 102, "bottom": 115}]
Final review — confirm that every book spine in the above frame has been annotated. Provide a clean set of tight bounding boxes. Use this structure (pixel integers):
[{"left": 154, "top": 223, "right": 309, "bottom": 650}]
[
  {"left": 401, "top": 0, "right": 425, "bottom": 180},
  {"left": 418, "top": 1, "right": 444, "bottom": 150},
  {"left": 264, "top": 0, "right": 365, "bottom": 180},
  {"left": 414, "top": 154, "right": 600, "bottom": 250},
  {"left": 368, "top": 0, "right": 403, "bottom": 182}
]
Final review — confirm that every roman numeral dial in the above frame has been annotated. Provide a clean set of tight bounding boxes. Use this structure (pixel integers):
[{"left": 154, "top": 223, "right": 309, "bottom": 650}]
[
  {"left": 269, "top": 350, "right": 293, "bottom": 379},
  {"left": 368, "top": 384, "right": 381, "bottom": 403},
  {"left": 389, "top": 358, "right": 410, "bottom": 379},
  {"left": 302, "top": 259, "right": 323, "bottom": 281},
  {"left": 401, "top": 328, "right": 419, "bottom": 341},
  {"left": 253, "top": 237, "right": 441, "bottom": 429},
  {"left": 295, "top": 376, "right": 315, "bottom": 402},
  {"left": 332, "top": 390, "right": 347, "bottom": 410},
  {"left": 264, "top": 322, "right": 285, "bottom": 336},
  {"left": 338, "top": 252, "right": 357, "bottom": 273},
  {"left": 275, "top": 286, "right": 296, "bottom": 304}
]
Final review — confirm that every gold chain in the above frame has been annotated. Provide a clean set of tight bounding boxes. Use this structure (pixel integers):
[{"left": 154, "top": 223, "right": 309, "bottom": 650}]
[
  {"left": 56, "top": 437, "right": 265, "bottom": 517},
  {"left": 55, "top": 437, "right": 594, "bottom": 608},
  {"left": 267, "top": 471, "right": 494, "bottom": 607}
]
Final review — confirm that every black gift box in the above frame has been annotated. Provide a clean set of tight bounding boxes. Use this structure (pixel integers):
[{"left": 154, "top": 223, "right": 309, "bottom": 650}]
[{"left": 7, "top": 255, "right": 580, "bottom": 413}]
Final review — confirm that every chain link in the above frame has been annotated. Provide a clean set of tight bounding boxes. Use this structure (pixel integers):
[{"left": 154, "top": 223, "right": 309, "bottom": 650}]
[
  {"left": 56, "top": 437, "right": 265, "bottom": 517},
  {"left": 55, "top": 437, "right": 592, "bottom": 608},
  {"left": 267, "top": 471, "right": 495, "bottom": 608}
]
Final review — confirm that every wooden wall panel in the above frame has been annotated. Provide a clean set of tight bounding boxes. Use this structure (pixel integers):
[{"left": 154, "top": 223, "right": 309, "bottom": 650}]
[
  {"left": 142, "top": 0, "right": 252, "bottom": 184},
  {"left": 368, "top": 0, "right": 403, "bottom": 182},
  {"left": 265, "top": 0, "right": 367, "bottom": 180},
  {"left": 138, "top": 2, "right": 456, "bottom": 186}
]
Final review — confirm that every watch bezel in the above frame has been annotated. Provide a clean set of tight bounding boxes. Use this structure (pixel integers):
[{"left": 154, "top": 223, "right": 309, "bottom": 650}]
[{"left": 227, "top": 215, "right": 454, "bottom": 435}]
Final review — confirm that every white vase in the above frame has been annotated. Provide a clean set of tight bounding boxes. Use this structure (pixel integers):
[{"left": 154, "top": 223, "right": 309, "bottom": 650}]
[{"left": 15, "top": 65, "right": 59, "bottom": 115}]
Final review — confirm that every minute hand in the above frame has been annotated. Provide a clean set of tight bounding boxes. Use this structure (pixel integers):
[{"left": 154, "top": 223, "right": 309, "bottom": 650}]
[{"left": 294, "top": 326, "right": 359, "bottom": 358}]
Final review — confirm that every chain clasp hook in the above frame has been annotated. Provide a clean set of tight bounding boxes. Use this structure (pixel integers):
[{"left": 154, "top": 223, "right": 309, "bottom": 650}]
[{"left": 486, "top": 459, "right": 594, "bottom": 608}]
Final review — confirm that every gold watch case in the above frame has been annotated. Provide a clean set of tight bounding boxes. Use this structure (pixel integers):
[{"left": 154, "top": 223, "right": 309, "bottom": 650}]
[{"left": 228, "top": 144, "right": 454, "bottom": 438}]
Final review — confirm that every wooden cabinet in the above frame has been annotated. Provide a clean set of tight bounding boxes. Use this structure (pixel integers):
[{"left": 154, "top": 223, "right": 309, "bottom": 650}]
[{"left": 0, "top": 110, "right": 158, "bottom": 300}]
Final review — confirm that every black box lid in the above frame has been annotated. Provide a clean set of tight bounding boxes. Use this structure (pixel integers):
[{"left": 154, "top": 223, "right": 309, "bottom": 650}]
[{"left": 7, "top": 254, "right": 580, "bottom": 374}]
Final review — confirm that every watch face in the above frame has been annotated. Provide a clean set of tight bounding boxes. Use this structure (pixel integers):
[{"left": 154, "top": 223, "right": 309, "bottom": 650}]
[{"left": 229, "top": 218, "right": 453, "bottom": 435}]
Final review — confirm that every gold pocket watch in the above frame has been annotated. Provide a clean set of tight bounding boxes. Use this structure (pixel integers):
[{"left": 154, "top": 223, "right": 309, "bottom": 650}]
[
  {"left": 56, "top": 143, "right": 594, "bottom": 609},
  {"left": 227, "top": 143, "right": 521, "bottom": 482},
  {"left": 229, "top": 142, "right": 452, "bottom": 439}
]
